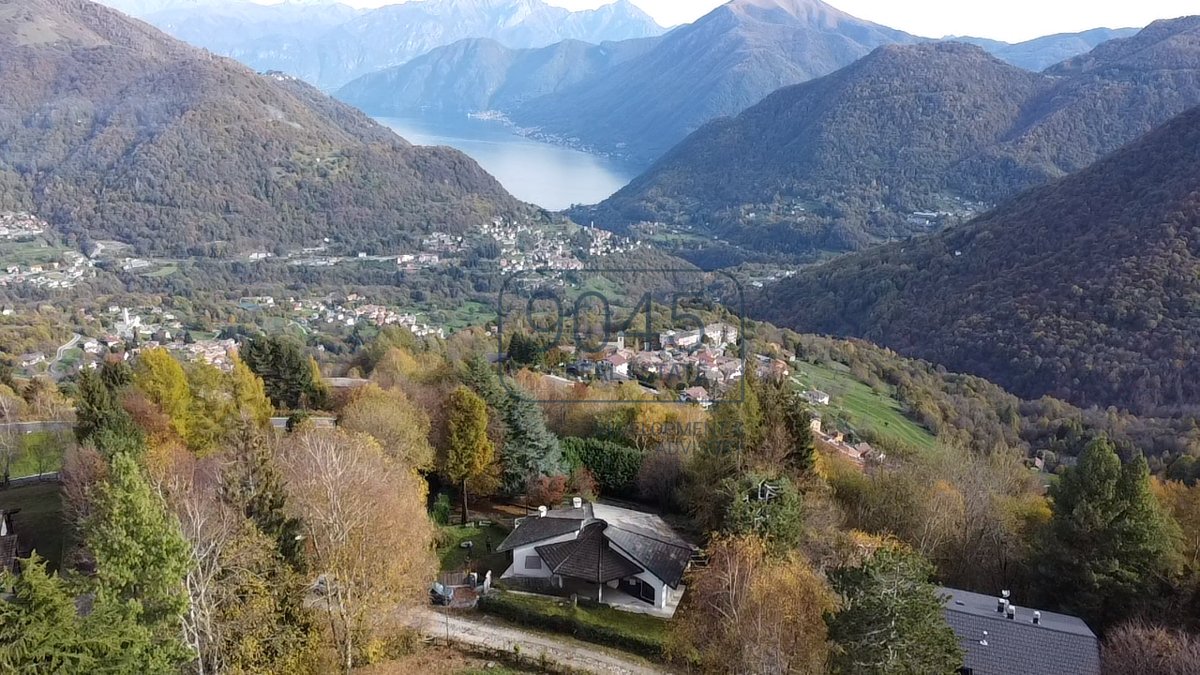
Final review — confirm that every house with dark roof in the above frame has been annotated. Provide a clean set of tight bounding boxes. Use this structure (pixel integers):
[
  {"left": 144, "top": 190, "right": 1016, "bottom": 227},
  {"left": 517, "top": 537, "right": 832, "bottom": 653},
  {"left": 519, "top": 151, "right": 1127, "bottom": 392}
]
[
  {"left": 940, "top": 587, "right": 1101, "bottom": 675},
  {"left": 496, "top": 499, "right": 695, "bottom": 618}
]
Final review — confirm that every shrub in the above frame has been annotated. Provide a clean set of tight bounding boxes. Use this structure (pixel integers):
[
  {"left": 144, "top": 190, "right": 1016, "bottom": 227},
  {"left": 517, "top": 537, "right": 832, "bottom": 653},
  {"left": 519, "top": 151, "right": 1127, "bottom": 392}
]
[{"left": 562, "top": 437, "right": 644, "bottom": 497}]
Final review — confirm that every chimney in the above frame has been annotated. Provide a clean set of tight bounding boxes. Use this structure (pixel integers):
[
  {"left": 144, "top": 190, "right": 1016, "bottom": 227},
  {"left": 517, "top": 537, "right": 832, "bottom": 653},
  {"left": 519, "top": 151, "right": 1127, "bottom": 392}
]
[
  {"left": 1006, "top": 604, "right": 1016, "bottom": 620},
  {"left": 537, "top": 505, "right": 547, "bottom": 518},
  {"left": 572, "top": 496, "right": 583, "bottom": 509},
  {"left": 1033, "top": 611, "right": 1041, "bottom": 625},
  {"left": 997, "top": 589, "right": 1011, "bottom": 613}
]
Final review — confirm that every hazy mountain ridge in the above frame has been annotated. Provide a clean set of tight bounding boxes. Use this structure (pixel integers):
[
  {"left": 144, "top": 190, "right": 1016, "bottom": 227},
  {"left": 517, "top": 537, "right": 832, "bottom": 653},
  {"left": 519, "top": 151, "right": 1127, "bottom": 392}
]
[
  {"left": 956, "top": 27, "right": 1139, "bottom": 72},
  {"left": 106, "top": 0, "right": 665, "bottom": 89},
  {"left": 576, "top": 16, "right": 1200, "bottom": 259},
  {"left": 749, "top": 102, "right": 1200, "bottom": 414},
  {"left": 336, "top": 36, "right": 659, "bottom": 116},
  {"left": 0, "top": 0, "right": 530, "bottom": 256}
]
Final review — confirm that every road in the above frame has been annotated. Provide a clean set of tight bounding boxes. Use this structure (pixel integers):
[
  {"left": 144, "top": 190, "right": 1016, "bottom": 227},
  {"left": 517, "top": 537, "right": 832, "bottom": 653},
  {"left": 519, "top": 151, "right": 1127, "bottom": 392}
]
[
  {"left": 48, "top": 333, "right": 82, "bottom": 379},
  {"left": 408, "top": 608, "right": 667, "bottom": 675}
]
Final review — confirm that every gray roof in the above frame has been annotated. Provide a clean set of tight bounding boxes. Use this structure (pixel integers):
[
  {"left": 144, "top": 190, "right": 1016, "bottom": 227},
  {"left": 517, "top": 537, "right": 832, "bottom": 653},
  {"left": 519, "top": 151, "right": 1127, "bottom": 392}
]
[
  {"left": 536, "top": 522, "right": 643, "bottom": 583},
  {"left": 495, "top": 502, "right": 694, "bottom": 586},
  {"left": 495, "top": 516, "right": 582, "bottom": 553},
  {"left": 940, "top": 587, "right": 1100, "bottom": 675}
]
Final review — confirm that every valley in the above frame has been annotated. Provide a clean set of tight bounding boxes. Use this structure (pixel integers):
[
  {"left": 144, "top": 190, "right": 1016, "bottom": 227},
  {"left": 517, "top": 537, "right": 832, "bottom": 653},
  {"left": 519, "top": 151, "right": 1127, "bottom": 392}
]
[{"left": 2, "top": 2, "right": 1200, "bottom": 674}]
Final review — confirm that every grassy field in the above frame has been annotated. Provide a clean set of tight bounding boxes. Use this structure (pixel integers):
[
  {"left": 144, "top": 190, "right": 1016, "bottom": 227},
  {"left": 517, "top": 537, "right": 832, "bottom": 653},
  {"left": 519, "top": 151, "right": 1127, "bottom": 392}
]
[
  {"left": 0, "top": 239, "right": 67, "bottom": 267},
  {"left": 0, "top": 481, "right": 66, "bottom": 571},
  {"left": 438, "top": 523, "right": 510, "bottom": 575},
  {"left": 142, "top": 264, "right": 178, "bottom": 278},
  {"left": 791, "top": 360, "right": 937, "bottom": 452},
  {"left": 6, "top": 430, "right": 68, "bottom": 478}
]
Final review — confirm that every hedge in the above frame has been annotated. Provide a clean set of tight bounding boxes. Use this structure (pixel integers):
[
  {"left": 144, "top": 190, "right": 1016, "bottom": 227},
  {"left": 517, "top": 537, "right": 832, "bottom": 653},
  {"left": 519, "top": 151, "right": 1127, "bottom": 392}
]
[
  {"left": 562, "top": 437, "right": 645, "bottom": 497},
  {"left": 477, "top": 591, "right": 666, "bottom": 658}
]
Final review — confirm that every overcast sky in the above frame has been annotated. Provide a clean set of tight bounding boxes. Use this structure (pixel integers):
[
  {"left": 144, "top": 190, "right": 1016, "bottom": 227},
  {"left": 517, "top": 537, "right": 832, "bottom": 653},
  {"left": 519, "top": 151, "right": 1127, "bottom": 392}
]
[{"left": 334, "top": 0, "right": 1197, "bottom": 42}]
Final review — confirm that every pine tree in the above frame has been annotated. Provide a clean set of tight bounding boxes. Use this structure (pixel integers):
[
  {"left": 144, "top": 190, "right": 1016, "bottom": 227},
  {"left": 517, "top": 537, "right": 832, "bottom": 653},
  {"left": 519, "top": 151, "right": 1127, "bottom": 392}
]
[
  {"left": 827, "top": 545, "right": 963, "bottom": 674},
  {"left": 1037, "top": 437, "right": 1182, "bottom": 628},
  {"left": 85, "top": 452, "right": 192, "bottom": 634},
  {"left": 0, "top": 554, "right": 179, "bottom": 673},
  {"left": 500, "top": 392, "right": 566, "bottom": 495},
  {"left": 221, "top": 423, "right": 304, "bottom": 569}
]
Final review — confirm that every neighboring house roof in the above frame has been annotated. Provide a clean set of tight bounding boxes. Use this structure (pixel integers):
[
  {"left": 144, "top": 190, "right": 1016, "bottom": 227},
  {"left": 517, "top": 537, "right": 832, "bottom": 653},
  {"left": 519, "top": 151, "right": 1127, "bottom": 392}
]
[
  {"left": 940, "top": 587, "right": 1101, "bottom": 675},
  {"left": 496, "top": 502, "right": 695, "bottom": 588},
  {"left": 536, "top": 522, "right": 643, "bottom": 584}
]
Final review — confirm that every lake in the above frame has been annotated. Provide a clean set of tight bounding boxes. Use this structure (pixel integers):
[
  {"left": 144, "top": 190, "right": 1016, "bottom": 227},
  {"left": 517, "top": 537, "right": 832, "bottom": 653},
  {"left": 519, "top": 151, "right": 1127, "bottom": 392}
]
[{"left": 376, "top": 116, "right": 636, "bottom": 211}]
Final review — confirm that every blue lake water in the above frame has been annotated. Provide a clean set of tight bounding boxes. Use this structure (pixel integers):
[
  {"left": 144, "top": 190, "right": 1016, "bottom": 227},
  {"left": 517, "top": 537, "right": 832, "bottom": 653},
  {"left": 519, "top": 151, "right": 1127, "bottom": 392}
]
[{"left": 376, "top": 116, "right": 637, "bottom": 211}]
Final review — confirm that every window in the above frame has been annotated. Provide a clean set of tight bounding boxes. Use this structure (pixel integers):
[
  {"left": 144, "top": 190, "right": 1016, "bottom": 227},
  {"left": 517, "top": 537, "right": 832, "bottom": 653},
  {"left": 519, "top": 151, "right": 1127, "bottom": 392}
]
[{"left": 523, "top": 555, "right": 542, "bottom": 570}]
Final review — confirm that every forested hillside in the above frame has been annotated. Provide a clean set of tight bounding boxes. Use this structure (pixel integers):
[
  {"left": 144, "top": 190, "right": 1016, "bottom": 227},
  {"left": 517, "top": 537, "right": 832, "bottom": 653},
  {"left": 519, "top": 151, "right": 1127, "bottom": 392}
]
[
  {"left": 751, "top": 103, "right": 1200, "bottom": 414},
  {"left": 0, "top": 0, "right": 531, "bottom": 256},
  {"left": 580, "top": 16, "right": 1200, "bottom": 259}
]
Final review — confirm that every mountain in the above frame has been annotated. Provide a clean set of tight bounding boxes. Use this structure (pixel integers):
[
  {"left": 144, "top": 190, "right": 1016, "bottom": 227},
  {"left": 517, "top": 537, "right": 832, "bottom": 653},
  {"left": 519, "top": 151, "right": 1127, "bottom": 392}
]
[
  {"left": 959, "top": 27, "right": 1139, "bottom": 72},
  {"left": 0, "top": 0, "right": 529, "bottom": 256},
  {"left": 578, "top": 16, "right": 1200, "bottom": 259},
  {"left": 336, "top": 36, "right": 659, "bottom": 117},
  {"left": 499, "top": 0, "right": 920, "bottom": 165},
  {"left": 112, "top": 0, "right": 666, "bottom": 90},
  {"left": 751, "top": 103, "right": 1200, "bottom": 414}
]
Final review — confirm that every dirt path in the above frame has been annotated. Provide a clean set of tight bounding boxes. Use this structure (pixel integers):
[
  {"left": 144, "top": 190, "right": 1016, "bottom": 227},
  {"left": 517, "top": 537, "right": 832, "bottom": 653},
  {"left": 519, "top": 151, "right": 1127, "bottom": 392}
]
[{"left": 408, "top": 608, "right": 668, "bottom": 675}]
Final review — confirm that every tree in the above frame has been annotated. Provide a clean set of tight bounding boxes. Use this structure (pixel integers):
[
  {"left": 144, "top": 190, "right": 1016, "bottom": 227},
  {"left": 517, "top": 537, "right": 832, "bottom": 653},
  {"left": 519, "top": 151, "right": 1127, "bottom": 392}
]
[
  {"left": 827, "top": 544, "right": 963, "bottom": 674},
  {"left": 669, "top": 535, "right": 835, "bottom": 674},
  {"left": 221, "top": 423, "right": 304, "bottom": 568},
  {"left": 499, "top": 392, "right": 566, "bottom": 495},
  {"left": 84, "top": 451, "right": 193, "bottom": 665},
  {"left": 340, "top": 384, "right": 434, "bottom": 471},
  {"left": 280, "top": 428, "right": 436, "bottom": 672},
  {"left": 723, "top": 473, "right": 806, "bottom": 552},
  {"left": 0, "top": 385, "right": 25, "bottom": 486},
  {"left": 442, "top": 387, "right": 494, "bottom": 525},
  {"left": 228, "top": 357, "right": 273, "bottom": 429},
  {"left": 1036, "top": 438, "right": 1182, "bottom": 629},
  {"left": 133, "top": 348, "right": 193, "bottom": 441},
  {"left": 0, "top": 554, "right": 177, "bottom": 673},
  {"left": 242, "top": 336, "right": 321, "bottom": 411},
  {"left": 1102, "top": 622, "right": 1200, "bottom": 675}
]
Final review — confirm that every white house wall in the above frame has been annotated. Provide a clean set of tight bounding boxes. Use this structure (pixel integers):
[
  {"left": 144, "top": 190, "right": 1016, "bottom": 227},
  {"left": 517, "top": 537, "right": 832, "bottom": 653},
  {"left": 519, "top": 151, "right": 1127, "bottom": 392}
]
[{"left": 504, "top": 531, "right": 579, "bottom": 579}]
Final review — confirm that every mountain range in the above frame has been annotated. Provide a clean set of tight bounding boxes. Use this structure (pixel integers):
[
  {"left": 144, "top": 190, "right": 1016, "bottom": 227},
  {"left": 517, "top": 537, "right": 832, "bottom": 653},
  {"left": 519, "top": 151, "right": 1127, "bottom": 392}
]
[
  {"left": 573, "top": 16, "right": 1200, "bottom": 259},
  {"left": 336, "top": 36, "right": 659, "bottom": 117},
  {"left": 956, "top": 27, "right": 1138, "bottom": 72},
  {"left": 750, "top": 100, "right": 1200, "bottom": 414},
  {"left": 0, "top": 0, "right": 529, "bottom": 256},
  {"left": 103, "top": 0, "right": 666, "bottom": 89}
]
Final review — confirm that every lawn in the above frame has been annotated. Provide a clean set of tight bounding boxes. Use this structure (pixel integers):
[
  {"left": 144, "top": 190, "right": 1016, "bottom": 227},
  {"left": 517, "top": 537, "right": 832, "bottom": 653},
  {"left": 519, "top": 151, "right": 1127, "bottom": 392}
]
[
  {"left": 0, "top": 481, "right": 66, "bottom": 571},
  {"left": 0, "top": 239, "right": 67, "bottom": 267},
  {"left": 142, "top": 264, "right": 178, "bottom": 278},
  {"left": 791, "top": 360, "right": 937, "bottom": 453},
  {"left": 438, "top": 523, "right": 510, "bottom": 575},
  {"left": 6, "top": 430, "right": 69, "bottom": 479},
  {"left": 478, "top": 590, "right": 668, "bottom": 657}
]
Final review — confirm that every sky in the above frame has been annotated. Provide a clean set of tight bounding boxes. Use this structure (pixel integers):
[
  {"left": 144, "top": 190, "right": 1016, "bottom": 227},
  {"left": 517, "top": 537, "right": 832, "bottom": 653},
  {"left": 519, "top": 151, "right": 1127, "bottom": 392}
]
[{"left": 332, "top": 0, "right": 1198, "bottom": 42}]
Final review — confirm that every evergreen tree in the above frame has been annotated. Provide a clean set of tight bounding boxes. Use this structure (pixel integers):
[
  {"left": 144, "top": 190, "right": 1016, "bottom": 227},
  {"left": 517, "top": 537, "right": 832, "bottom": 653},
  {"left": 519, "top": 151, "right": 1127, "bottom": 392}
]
[
  {"left": 782, "top": 389, "right": 816, "bottom": 474},
  {"left": 500, "top": 392, "right": 566, "bottom": 495},
  {"left": 443, "top": 386, "right": 494, "bottom": 524},
  {"left": 1036, "top": 437, "right": 1182, "bottom": 629},
  {"left": 827, "top": 545, "right": 963, "bottom": 674},
  {"left": 221, "top": 423, "right": 305, "bottom": 569},
  {"left": 723, "top": 473, "right": 806, "bottom": 552},
  {"left": 0, "top": 554, "right": 180, "bottom": 673},
  {"left": 85, "top": 452, "right": 192, "bottom": 636}
]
